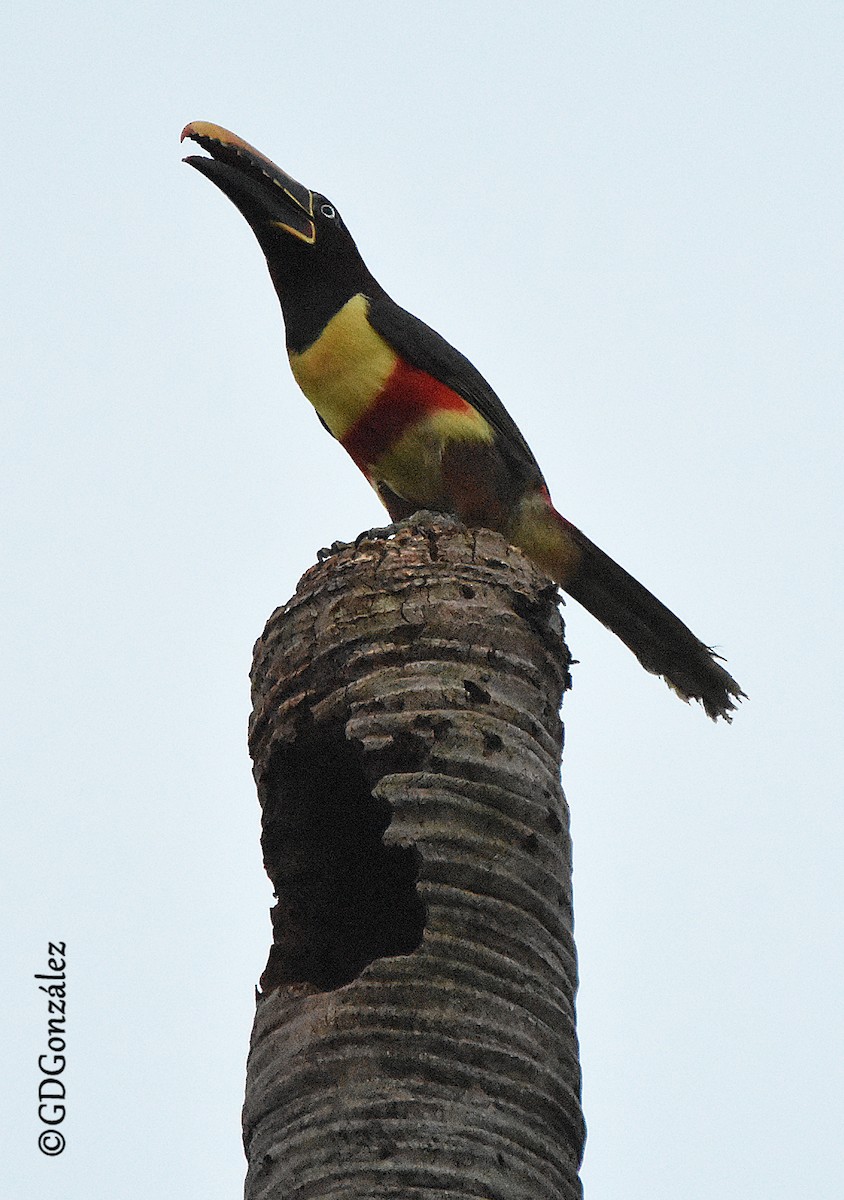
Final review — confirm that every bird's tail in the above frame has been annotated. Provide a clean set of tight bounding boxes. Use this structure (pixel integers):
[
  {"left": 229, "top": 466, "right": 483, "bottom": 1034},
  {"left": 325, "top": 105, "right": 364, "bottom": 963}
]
[{"left": 509, "top": 491, "right": 744, "bottom": 721}]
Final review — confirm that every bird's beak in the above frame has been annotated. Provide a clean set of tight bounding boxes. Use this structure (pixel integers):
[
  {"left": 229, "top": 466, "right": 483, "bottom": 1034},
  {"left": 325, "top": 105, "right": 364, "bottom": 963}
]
[{"left": 181, "top": 121, "right": 316, "bottom": 244}]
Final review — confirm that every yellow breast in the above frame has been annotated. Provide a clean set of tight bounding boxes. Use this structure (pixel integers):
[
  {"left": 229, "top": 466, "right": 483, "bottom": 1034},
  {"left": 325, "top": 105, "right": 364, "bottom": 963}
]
[{"left": 288, "top": 293, "right": 397, "bottom": 440}]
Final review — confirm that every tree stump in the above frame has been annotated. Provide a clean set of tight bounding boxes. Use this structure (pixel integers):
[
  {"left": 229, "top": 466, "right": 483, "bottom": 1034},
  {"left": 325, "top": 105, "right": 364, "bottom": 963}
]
[{"left": 244, "top": 521, "right": 585, "bottom": 1199}]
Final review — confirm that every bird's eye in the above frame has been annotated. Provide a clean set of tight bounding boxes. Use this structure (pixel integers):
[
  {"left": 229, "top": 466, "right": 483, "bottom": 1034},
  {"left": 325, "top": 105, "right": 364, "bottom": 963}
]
[{"left": 320, "top": 203, "right": 336, "bottom": 219}]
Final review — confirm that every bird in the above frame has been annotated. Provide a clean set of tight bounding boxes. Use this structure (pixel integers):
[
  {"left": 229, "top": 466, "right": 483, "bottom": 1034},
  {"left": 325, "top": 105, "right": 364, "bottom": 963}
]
[{"left": 181, "top": 121, "right": 744, "bottom": 721}]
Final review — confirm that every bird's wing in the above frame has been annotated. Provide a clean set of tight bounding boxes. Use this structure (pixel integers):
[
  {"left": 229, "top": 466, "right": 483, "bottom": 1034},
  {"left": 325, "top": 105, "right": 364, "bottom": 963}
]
[{"left": 366, "top": 293, "right": 545, "bottom": 486}]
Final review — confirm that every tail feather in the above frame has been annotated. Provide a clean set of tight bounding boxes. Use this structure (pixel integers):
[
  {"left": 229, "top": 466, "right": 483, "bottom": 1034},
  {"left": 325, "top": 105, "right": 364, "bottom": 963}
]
[{"left": 562, "top": 525, "right": 745, "bottom": 721}]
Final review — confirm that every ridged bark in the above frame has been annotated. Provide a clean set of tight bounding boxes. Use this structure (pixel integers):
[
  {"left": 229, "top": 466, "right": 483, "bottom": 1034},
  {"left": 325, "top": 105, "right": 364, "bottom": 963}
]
[{"left": 244, "top": 521, "right": 585, "bottom": 1199}]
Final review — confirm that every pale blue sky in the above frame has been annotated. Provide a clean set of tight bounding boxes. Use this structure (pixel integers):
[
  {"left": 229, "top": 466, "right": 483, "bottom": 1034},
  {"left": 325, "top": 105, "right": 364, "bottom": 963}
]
[{"left": 3, "top": 3, "right": 842, "bottom": 1197}]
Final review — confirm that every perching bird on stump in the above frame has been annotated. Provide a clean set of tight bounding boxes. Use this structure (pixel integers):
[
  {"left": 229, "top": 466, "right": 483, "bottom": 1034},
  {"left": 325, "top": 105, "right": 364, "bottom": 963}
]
[{"left": 181, "top": 121, "right": 744, "bottom": 721}]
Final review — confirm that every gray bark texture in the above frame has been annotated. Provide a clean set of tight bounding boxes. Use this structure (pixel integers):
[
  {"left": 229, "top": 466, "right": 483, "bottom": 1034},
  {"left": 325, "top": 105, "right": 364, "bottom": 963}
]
[{"left": 244, "top": 521, "right": 585, "bottom": 1199}]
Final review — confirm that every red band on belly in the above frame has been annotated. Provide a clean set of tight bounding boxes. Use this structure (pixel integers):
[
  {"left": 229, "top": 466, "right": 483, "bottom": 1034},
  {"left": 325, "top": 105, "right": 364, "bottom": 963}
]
[{"left": 341, "top": 359, "right": 469, "bottom": 469}]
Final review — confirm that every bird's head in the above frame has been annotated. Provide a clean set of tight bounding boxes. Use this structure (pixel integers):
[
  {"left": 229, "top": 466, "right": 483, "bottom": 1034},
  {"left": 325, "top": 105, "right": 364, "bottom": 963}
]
[{"left": 181, "top": 122, "right": 375, "bottom": 347}]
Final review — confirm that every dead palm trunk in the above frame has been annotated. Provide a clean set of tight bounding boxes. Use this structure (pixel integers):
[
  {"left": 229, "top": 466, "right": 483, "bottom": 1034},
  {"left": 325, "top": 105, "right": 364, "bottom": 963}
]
[{"left": 244, "top": 520, "right": 585, "bottom": 1199}]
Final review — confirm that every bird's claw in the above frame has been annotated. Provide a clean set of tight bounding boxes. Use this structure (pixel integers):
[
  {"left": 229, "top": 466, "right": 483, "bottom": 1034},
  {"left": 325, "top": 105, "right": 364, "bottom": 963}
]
[
  {"left": 354, "top": 510, "right": 465, "bottom": 547},
  {"left": 354, "top": 522, "right": 402, "bottom": 547},
  {"left": 316, "top": 539, "right": 355, "bottom": 562}
]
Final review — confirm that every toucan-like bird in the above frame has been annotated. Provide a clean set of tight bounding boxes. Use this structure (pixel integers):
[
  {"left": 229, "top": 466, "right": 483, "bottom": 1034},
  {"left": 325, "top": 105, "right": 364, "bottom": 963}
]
[{"left": 181, "top": 121, "right": 743, "bottom": 720}]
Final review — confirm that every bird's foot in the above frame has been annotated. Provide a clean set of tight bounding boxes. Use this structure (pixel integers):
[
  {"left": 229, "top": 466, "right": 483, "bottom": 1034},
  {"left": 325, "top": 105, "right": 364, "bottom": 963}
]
[
  {"left": 316, "top": 512, "right": 465, "bottom": 561},
  {"left": 354, "top": 510, "right": 465, "bottom": 547},
  {"left": 316, "top": 538, "right": 356, "bottom": 562}
]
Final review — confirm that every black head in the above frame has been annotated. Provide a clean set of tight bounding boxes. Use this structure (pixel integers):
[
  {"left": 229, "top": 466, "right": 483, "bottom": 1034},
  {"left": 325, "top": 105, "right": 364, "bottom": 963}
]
[{"left": 182, "top": 121, "right": 380, "bottom": 350}]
